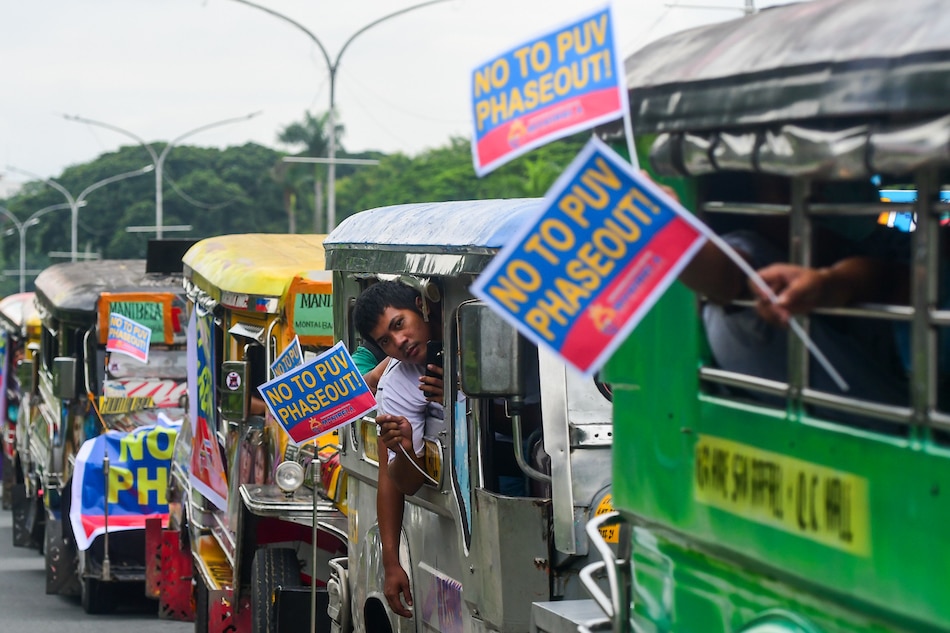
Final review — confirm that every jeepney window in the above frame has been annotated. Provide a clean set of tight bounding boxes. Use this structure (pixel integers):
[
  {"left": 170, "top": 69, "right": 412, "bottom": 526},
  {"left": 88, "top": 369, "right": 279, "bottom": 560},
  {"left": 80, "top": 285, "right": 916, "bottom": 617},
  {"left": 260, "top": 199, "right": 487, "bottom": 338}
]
[
  {"left": 41, "top": 327, "right": 56, "bottom": 372},
  {"left": 478, "top": 342, "right": 543, "bottom": 497},
  {"left": 694, "top": 171, "right": 939, "bottom": 436}
]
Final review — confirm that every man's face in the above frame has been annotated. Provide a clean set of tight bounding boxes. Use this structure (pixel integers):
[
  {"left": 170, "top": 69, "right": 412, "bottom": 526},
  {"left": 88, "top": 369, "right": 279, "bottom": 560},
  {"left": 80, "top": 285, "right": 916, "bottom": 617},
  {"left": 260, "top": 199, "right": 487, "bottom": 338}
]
[{"left": 369, "top": 304, "right": 430, "bottom": 365}]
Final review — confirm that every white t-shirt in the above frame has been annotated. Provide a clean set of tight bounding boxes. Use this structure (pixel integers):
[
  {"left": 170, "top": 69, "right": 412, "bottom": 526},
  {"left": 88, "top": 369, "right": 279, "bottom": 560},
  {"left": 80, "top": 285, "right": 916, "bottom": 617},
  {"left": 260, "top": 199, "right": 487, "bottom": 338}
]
[{"left": 376, "top": 359, "right": 443, "bottom": 463}]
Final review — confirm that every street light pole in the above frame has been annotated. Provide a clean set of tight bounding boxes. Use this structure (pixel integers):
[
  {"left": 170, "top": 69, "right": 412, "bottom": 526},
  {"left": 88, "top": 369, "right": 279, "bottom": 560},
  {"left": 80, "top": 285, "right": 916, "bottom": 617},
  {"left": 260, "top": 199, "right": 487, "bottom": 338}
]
[
  {"left": 63, "top": 111, "right": 261, "bottom": 238},
  {"left": 0, "top": 202, "right": 74, "bottom": 292},
  {"left": 227, "top": 0, "right": 453, "bottom": 230},
  {"left": 4, "top": 165, "right": 153, "bottom": 262}
]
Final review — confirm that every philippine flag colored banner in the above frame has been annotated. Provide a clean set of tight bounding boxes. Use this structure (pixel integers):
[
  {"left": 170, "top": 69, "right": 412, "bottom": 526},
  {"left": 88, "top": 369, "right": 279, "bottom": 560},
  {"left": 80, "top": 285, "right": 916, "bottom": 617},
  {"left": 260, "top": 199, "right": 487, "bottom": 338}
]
[
  {"left": 471, "top": 137, "right": 709, "bottom": 376},
  {"left": 69, "top": 415, "right": 180, "bottom": 551},
  {"left": 470, "top": 5, "right": 627, "bottom": 176}
]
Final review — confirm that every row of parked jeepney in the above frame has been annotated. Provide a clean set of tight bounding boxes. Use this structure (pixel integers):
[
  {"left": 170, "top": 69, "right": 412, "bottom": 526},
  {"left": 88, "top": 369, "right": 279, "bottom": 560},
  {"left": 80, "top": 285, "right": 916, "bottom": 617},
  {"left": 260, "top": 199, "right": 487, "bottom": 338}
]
[
  {"left": 2, "top": 4, "right": 948, "bottom": 632},
  {"left": 0, "top": 203, "right": 615, "bottom": 633}
]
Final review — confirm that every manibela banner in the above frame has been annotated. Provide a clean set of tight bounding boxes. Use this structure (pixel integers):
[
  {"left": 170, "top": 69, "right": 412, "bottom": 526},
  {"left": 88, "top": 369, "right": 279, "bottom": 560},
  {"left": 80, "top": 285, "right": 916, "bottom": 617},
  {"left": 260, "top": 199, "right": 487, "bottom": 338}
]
[
  {"left": 107, "top": 312, "right": 152, "bottom": 363},
  {"left": 470, "top": 5, "right": 627, "bottom": 176},
  {"left": 70, "top": 415, "right": 180, "bottom": 550},
  {"left": 258, "top": 341, "right": 376, "bottom": 445},
  {"left": 471, "top": 137, "right": 708, "bottom": 376}
]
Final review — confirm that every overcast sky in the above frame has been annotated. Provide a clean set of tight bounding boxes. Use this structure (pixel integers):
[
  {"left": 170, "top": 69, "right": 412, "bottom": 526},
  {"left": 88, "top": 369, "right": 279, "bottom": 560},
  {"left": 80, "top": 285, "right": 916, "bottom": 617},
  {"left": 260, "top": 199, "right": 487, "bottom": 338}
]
[{"left": 0, "top": 0, "right": 795, "bottom": 190}]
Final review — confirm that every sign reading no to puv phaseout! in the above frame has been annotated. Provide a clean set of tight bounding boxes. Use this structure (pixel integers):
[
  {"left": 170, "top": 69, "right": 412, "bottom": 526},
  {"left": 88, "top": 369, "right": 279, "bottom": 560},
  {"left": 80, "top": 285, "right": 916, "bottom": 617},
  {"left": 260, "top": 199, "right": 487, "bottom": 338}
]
[
  {"left": 258, "top": 341, "right": 377, "bottom": 445},
  {"left": 107, "top": 312, "right": 152, "bottom": 364},
  {"left": 470, "top": 4, "right": 627, "bottom": 176},
  {"left": 471, "top": 137, "right": 709, "bottom": 377}
]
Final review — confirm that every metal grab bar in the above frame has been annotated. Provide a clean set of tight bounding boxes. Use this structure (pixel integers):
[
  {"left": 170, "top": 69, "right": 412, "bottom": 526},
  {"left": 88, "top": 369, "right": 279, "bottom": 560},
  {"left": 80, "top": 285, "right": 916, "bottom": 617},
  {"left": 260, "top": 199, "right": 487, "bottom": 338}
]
[{"left": 581, "top": 511, "right": 624, "bottom": 621}]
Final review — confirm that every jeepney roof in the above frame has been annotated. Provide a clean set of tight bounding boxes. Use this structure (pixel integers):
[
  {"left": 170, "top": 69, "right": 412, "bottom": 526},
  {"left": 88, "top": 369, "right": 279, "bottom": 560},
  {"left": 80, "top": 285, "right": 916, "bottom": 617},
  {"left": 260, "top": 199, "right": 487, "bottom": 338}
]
[
  {"left": 182, "top": 234, "right": 329, "bottom": 300},
  {"left": 34, "top": 260, "right": 183, "bottom": 323},
  {"left": 625, "top": 0, "right": 950, "bottom": 134},
  {"left": 0, "top": 292, "right": 38, "bottom": 336},
  {"left": 324, "top": 199, "right": 543, "bottom": 276},
  {"left": 620, "top": 0, "right": 950, "bottom": 178}
]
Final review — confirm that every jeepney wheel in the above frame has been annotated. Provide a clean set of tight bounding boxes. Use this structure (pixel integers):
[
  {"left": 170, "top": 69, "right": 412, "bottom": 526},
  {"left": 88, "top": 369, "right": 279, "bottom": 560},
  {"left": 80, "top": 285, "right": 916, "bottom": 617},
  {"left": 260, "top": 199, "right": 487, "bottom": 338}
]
[
  {"left": 11, "top": 483, "right": 40, "bottom": 549},
  {"left": 251, "top": 548, "right": 300, "bottom": 633},
  {"left": 12, "top": 482, "right": 43, "bottom": 550},
  {"left": 81, "top": 576, "right": 116, "bottom": 614},
  {"left": 193, "top": 563, "right": 209, "bottom": 633}
]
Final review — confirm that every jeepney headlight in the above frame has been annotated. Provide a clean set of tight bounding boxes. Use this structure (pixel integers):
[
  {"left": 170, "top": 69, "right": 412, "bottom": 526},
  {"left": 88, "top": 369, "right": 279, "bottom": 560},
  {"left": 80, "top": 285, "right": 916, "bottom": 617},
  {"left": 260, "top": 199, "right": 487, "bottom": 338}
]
[{"left": 275, "top": 461, "right": 305, "bottom": 493}]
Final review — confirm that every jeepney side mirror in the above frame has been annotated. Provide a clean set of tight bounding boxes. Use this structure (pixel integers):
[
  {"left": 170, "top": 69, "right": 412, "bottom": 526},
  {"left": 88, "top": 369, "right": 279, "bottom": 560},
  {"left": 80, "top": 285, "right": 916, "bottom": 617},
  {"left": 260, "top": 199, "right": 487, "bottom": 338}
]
[
  {"left": 52, "top": 356, "right": 78, "bottom": 400},
  {"left": 220, "top": 360, "right": 249, "bottom": 423},
  {"left": 458, "top": 302, "right": 525, "bottom": 397},
  {"left": 16, "top": 356, "right": 34, "bottom": 395},
  {"left": 27, "top": 345, "right": 39, "bottom": 395}
]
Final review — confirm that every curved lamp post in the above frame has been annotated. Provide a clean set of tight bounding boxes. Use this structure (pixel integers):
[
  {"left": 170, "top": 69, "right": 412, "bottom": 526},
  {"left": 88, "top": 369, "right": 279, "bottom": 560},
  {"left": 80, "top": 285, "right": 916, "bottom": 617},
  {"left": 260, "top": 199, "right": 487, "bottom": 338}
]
[
  {"left": 3, "top": 165, "right": 154, "bottom": 262},
  {"left": 227, "top": 0, "right": 453, "bottom": 230},
  {"left": 0, "top": 202, "right": 80, "bottom": 291},
  {"left": 63, "top": 111, "right": 261, "bottom": 238}
]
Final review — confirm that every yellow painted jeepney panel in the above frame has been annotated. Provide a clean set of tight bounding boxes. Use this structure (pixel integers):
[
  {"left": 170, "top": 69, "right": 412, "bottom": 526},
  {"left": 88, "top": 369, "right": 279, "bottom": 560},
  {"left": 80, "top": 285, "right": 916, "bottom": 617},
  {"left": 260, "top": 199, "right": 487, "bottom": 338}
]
[
  {"left": 196, "top": 534, "right": 232, "bottom": 590},
  {"left": 694, "top": 435, "right": 870, "bottom": 556},
  {"left": 361, "top": 420, "right": 379, "bottom": 464}
]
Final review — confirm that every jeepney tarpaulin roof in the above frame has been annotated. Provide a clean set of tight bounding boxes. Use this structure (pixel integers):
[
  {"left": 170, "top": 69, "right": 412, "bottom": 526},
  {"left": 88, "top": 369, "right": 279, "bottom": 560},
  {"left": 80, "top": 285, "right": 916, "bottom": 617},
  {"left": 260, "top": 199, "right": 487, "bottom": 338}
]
[
  {"left": 182, "top": 234, "right": 329, "bottom": 300},
  {"left": 324, "top": 199, "right": 543, "bottom": 276},
  {"left": 34, "top": 260, "right": 183, "bottom": 323},
  {"left": 623, "top": 0, "right": 950, "bottom": 135},
  {"left": 617, "top": 0, "right": 950, "bottom": 179}
]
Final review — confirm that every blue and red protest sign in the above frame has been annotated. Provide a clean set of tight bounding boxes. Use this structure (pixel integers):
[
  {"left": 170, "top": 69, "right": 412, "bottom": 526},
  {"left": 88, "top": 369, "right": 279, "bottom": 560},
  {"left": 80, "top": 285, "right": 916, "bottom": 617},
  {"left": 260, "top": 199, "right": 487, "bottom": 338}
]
[
  {"left": 271, "top": 335, "right": 303, "bottom": 377},
  {"left": 471, "top": 137, "right": 708, "bottom": 376},
  {"left": 107, "top": 312, "right": 152, "bottom": 363},
  {"left": 258, "top": 341, "right": 376, "bottom": 445},
  {"left": 69, "top": 416, "right": 180, "bottom": 551},
  {"left": 470, "top": 5, "right": 627, "bottom": 176}
]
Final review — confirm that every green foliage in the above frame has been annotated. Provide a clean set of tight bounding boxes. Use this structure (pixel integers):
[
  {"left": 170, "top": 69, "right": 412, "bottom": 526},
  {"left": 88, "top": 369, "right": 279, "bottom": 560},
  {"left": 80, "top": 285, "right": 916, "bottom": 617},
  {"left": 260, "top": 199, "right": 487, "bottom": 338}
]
[{"left": 0, "top": 109, "right": 593, "bottom": 296}]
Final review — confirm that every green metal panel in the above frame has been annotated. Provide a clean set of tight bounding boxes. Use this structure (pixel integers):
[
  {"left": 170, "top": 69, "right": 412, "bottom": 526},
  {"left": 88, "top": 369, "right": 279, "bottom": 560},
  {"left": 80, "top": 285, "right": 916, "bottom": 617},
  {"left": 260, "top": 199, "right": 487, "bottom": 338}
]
[{"left": 605, "top": 284, "right": 950, "bottom": 631}]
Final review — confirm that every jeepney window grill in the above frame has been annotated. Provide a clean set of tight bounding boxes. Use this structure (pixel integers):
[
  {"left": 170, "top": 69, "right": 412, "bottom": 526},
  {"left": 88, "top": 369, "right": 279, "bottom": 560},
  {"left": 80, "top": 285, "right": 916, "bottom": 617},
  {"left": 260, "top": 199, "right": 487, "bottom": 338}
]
[{"left": 696, "top": 170, "right": 949, "bottom": 436}]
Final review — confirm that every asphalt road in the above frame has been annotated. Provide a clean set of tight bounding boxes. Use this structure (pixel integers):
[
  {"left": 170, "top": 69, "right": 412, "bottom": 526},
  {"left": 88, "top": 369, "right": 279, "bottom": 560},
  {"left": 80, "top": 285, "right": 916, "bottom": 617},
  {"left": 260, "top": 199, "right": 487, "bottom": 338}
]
[{"left": 0, "top": 508, "right": 194, "bottom": 633}]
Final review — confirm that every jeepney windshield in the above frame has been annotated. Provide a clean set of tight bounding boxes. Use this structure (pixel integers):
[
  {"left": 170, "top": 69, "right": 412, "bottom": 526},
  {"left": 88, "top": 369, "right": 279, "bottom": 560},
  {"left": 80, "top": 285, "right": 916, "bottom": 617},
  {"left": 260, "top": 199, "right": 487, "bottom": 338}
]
[{"left": 100, "top": 349, "right": 187, "bottom": 431}]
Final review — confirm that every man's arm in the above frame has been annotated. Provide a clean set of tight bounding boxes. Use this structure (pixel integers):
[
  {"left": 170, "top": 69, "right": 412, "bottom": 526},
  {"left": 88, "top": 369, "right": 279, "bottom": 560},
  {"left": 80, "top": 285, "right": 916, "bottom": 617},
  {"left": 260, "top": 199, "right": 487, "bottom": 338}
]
[
  {"left": 377, "top": 413, "right": 427, "bottom": 495},
  {"left": 679, "top": 241, "right": 750, "bottom": 305},
  {"left": 751, "top": 256, "right": 906, "bottom": 326},
  {"left": 377, "top": 436, "right": 413, "bottom": 618}
]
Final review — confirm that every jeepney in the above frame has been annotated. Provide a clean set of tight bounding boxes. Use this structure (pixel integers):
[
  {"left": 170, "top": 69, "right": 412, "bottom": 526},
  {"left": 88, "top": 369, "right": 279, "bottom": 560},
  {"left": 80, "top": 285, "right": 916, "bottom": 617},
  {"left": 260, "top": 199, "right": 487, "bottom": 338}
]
[
  {"left": 173, "top": 233, "right": 347, "bottom": 633},
  {"left": 1, "top": 292, "right": 39, "bottom": 516},
  {"left": 24, "top": 243, "right": 191, "bottom": 614},
  {"left": 323, "top": 200, "right": 614, "bottom": 633},
  {"left": 579, "top": 1, "right": 950, "bottom": 632}
]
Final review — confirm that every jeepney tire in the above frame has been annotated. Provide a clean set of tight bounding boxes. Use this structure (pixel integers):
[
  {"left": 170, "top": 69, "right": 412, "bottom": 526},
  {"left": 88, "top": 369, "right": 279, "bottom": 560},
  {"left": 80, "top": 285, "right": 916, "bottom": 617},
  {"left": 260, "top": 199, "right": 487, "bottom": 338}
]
[
  {"left": 44, "top": 514, "right": 80, "bottom": 596},
  {"left": 193, "top": 564, "right": 209, "bottom": 633},
  {"left": 11, "top": 483, "right": 34, "bottom": 548},
  {"left": 81, "top": 576, "right": 116, "bottom": 615},
  {"left": 250, "top": 547, "right": 300, "bottom": 633}
]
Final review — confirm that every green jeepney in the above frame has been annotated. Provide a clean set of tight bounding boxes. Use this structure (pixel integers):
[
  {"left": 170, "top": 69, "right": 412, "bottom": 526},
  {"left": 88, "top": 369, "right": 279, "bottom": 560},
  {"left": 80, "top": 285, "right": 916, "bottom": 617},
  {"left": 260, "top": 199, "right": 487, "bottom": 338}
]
[{"left": 582, "top": 1, "right": 950, "bottom": 632}]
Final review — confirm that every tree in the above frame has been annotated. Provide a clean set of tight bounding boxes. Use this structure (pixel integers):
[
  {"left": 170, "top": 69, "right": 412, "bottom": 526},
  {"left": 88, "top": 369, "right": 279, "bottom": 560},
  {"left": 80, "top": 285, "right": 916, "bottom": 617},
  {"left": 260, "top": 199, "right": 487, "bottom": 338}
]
[{"left": 275, "top": 110, "right": 347, "bottom": 233}]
